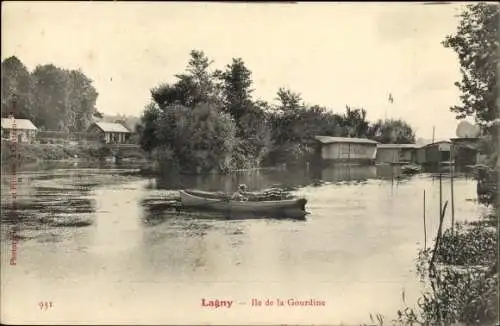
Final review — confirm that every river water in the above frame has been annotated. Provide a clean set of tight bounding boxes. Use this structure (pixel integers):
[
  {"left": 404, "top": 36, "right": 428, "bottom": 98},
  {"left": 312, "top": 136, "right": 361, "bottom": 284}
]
[{"left": 0, "top": 162, "right": 487, "bottom": 325}]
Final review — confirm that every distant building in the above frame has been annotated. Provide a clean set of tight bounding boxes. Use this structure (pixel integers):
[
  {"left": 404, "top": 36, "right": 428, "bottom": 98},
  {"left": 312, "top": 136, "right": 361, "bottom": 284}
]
[
  {"left": 1, "top": 117, "right": 38, "bottom": 143},
  {"left": 417, "top": 141, "right": 452, "bottom": 166},
  {"left": 416, "top": 146, "right": 427, "bottom": 165},
  {"left": 450, "top": 137, "right": 480, "bottom": 166},
  {"left": 375, "top": 143, "right": 419, "bottom": 164},
  {"left": 87, "top": 122, "right": 132, "bottom": 144},
  {"left": 314, "top": 136, "right": 378, "bottom": 164}
]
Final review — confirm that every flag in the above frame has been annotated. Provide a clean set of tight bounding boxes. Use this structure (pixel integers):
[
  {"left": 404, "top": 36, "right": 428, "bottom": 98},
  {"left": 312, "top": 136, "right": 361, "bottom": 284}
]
[{"left": 388, "top": 93, "right": 394, "bottom": 104}]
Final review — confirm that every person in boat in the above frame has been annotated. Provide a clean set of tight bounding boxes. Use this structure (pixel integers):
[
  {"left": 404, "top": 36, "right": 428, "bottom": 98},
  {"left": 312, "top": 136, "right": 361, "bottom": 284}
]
[{"left": 231, "top": 184, "right": 249, "bottom": 201}]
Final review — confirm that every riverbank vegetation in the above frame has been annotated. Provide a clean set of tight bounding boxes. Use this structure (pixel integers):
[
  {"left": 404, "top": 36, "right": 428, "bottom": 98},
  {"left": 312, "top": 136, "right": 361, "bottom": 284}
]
[
  {"left": 137, "top": 51, "right": 416, "bottom": 174},
  {"left": 0, "top": 140, "right": 147, "bottom": 164},
  {"left": 382, "top": 3, "right": 498, "bottom": 325}
]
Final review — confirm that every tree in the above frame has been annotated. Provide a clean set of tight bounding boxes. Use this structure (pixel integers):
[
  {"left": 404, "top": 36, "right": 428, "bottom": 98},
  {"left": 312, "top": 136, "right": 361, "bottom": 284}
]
[
  {"left": 339, "top": 106, "right": 369, "bottom": 138},
  {"left": 24, "top": 62, "right": 100, "bottom": 131},
  {"left": 1, "top": 56, "right": 34, "bottom": 120},
  {"left": 177, "top": 49, "right": 219, "bottom": 106},
  {"left": 442, "top": 3, "right": 499, "bottom": 130},
  {"left": 65, "top": 70, "right": 99, "bottom": 131},
  {"left": 141, "top": 50, "right": 248, "bottom": 173},
  {"left": 137, "top": 102, "right": 162, "bottom": 153},
  {"left": 215, "top": 57, "right": 254, "bottom": 122},
  {"left": 267, "top": 89, "right": 345, "bottom": 164},
  {"left": 151, "top": 50, "right": 219, "bottom": 110},
  {"left": 367, "top": 119, "right": 416, "bottom": 144},
  {"left": 270, "top": 87, "right": 304, "bottom": 144},
  {"left": 275, "top": 87, "right": 303, "bottom": 115},
  {"left": 214, "top": 57, "right": 272, "bottom": 166},
  {"left": 155, "top": 102, "right": 237, "bottom": 173},
  {"left": 235, "top": 105, "right": 272, "bottom": 166},
  {"left": 31, "top": 64, "right": 71, "bottom": 130},
  {"left": 444, "top": 3, "right": 499, "bottom": 198}
]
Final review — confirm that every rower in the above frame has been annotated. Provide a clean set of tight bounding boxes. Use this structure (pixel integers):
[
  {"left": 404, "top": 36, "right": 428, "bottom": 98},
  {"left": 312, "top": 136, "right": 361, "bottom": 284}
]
[{"left": 231, "top": 184, "right": 248, "bottom": 201}]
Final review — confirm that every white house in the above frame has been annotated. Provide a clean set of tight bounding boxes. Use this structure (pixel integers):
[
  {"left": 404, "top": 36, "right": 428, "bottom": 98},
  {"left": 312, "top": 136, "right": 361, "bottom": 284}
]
[{"left": 1, "top": 117, "right": 38, "bottom": 143}]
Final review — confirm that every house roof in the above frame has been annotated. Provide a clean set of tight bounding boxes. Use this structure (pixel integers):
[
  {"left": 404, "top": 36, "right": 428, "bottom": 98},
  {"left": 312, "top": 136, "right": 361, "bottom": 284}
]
[
  {"left": 377, "top": 143, "right": 420, "bottom": 149},
  {"left": 1, "top": 118, "right": 37, "bottom": 130},
  {"left": 422, "top": 140, "right": 451, "bottom": 148},
  {"left": 314, "top": 136, "right": 378, "bottom": 145},
  {"left": 93, "top": 122, "right": 131, "bottom": 133}
]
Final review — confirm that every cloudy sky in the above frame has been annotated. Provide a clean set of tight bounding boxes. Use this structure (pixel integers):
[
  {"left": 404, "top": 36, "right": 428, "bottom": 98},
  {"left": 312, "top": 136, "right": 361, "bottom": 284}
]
[{"left": 2, "top": 2, "right": 469, "bottom": 139}]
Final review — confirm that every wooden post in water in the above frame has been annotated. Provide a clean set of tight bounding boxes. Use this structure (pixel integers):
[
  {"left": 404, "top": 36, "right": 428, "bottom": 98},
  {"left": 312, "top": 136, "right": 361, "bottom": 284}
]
[
  {"left": 391, "top": 162, "right": 394, "bottom": 191},
  {"left": 439, "top": 173, "right": 443, "bottom": 225},
  {"left": 423, "top": 190, "right": 427, "bottom": 250},
  {"left": 450, "top": 146, "right": 455, "bottom": 233}
]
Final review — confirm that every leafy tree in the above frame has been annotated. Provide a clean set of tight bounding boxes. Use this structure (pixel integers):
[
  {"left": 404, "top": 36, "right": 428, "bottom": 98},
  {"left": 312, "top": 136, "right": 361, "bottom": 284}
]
[
  {"left": 269, "top": 88, "right": 304, "bottom": 144},
  {"left": 275, "top": 87, "right": 303, "bottom": 115},
  {"left": 151, "top": 50, "right": 219, "bottom": 110},
  {"left": 215, "top": 57, "right": 272, "bottom": 166},
  {"left": 367, "top": 119, "right": 416, "bottom": 144},
  {"left": 443, "top": 3, "right": 499, "bottom": 130},
  {"left": 444, "top": 3, "right": 499, "bottom": 197},
  {"left": 1, "top": 56, "right": 34, "bottom": 120},
  {"left": 31, "top": 64, "right": 71, "bottom": 130},
  {"left": 235, "top": 105, "right": 272, "bottom": 166},
  {"left": 141, "top": 50, "right": 244, "bottom": 173},
  {"left": 215, "top": 57, "right": 254, "bottom": 122},
  {"left": 65, "top": 70, "right": 99, "bottom": 131},
  {"left": 338, "top": 106, "right": 369, "bottom": 138},
  {"left": 1, "top": 57, "right": 99, "bottom": 131},
  {"left": 395, "top": 5, "right": 499, "bottom": 326},
  {"left": 155, "top": 102, "right": 237, "bottom": 173},
  {"left": 137, "top": 102, "right": 162, "bottom": 153},
  {"left": 267, "top": 89, "right": 344, "bottom": 164}
]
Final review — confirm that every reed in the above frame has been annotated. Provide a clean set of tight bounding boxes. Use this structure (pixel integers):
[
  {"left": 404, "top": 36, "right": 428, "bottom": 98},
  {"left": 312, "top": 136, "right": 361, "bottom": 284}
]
[
  {"left": 423, "top": 190, "right": 427, "bottom": 250},
  {"left": 439, "top": 172, "right": 443, "bottom": 226}
]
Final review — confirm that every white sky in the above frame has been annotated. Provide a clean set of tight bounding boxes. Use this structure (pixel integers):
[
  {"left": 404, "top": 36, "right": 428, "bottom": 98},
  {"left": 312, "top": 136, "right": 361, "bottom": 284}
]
[{"left": 2, "top": 2, "right": 471, "bottom": 139}]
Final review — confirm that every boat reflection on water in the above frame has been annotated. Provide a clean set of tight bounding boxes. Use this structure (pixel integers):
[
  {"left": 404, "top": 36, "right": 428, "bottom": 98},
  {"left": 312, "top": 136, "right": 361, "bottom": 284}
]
[
  {"left": 312, "top": 164, "right": 377, "bottom": 182},
  {"left": 140, "top": 161, "right": 477, "bottom": 224}
]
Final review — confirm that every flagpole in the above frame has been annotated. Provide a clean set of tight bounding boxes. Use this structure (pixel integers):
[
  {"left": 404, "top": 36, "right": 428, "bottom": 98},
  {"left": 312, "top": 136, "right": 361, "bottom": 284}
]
[{"left": 387, "top": 93, "right": 393, "bottom": 120}]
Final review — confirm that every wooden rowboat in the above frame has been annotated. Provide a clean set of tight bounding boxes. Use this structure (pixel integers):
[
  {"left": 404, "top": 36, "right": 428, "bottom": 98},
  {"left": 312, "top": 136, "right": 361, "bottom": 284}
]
[{"left": 179, "top": 189, "right": 307, "bottom": 216}]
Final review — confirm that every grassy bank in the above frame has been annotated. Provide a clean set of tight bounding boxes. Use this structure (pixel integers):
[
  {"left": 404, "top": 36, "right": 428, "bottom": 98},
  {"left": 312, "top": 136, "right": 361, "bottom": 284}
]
[{"left": 0, "top": 140, "right": 148, "bottom": 164}]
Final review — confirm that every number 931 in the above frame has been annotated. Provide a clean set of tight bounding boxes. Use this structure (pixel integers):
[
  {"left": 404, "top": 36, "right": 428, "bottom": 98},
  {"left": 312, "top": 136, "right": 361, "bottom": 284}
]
[{"left": 38, "top": 301, "right": 53, "bottom": 310}]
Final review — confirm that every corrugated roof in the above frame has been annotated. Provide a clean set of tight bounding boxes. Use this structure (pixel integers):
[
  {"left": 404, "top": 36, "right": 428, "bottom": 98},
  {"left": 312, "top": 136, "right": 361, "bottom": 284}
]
[
  {"left": 417, "top": 139, "right": 451, "bottom": 147},
  {"left": 94, "top": 122, "right": 131, "bottom": 133},
  {"left": 314, "top": 136, "right": 378, "bottom": 145},
  {"left": 1, "top": 118, "right": 37, "bottom": 130},
  {"left": 377, "top": 143, "right": 420, "bottom": 149}
]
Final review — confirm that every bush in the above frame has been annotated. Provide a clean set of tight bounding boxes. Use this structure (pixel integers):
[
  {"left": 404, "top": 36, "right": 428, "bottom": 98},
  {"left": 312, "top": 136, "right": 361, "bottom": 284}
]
[{"left": 154, "top": 102, "right": 238, "bottom": 174}]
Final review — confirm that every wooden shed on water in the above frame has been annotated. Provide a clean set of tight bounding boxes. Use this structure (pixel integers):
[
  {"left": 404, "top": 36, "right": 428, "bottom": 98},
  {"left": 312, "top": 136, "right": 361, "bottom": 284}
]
[
  {"left": 314, "top": 136, "right": 378, "bottom": 164},
  {"left": 375, "top": 143, "right": 419, "bottom": 164},
  {"left": 416, "top": 141, "right": 452, "bottom": 165},
  {"left": 450, "top": 137, "right": 480, "bottom": 166}
]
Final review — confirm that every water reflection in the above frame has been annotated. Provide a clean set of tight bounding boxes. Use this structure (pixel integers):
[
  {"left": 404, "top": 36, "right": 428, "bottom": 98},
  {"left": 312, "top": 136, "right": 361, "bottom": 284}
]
[
  {"left": 0, "top": 162, "right": 486, "bottom": 325},
  {"left": 154, "top": 164, "right": 469, "bottom": 192}
]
